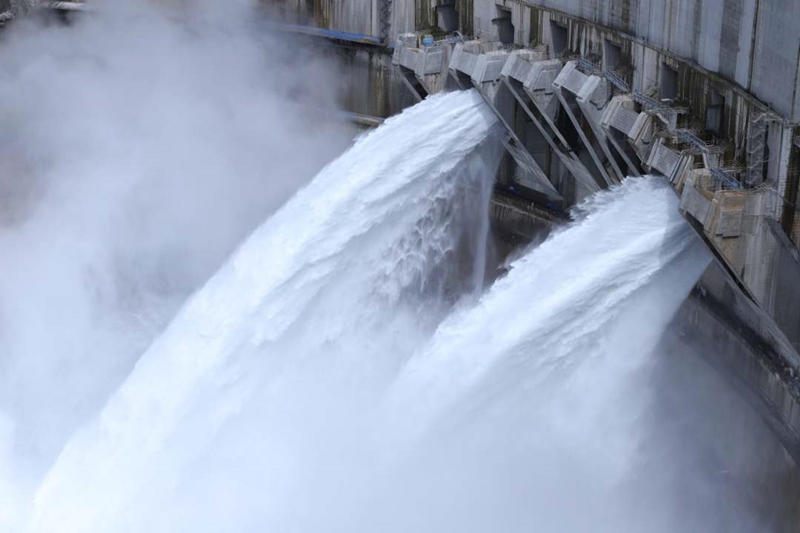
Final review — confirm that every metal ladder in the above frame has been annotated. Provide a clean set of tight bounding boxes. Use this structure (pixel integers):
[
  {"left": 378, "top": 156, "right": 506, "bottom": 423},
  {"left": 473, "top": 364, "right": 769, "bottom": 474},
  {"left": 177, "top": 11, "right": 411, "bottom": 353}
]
[{"left": 746, "top": 112, "right": 768, "bottom": 186}]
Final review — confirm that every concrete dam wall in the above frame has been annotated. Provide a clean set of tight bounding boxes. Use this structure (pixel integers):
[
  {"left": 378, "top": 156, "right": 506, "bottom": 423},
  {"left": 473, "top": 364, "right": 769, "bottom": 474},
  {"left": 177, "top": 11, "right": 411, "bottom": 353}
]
[{"left": 257, "top": 0, "right": 800, "bottom": 525}]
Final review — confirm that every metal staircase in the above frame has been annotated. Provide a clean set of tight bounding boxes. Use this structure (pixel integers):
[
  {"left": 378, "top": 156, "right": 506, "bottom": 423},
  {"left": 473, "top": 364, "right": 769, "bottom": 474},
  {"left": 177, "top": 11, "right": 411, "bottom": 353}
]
[
  {"left": 746, "top": 112, "right": 768, "bottom": 186},
  {"left": 604, "top": 70, "right": 629, "bottom": 93}
]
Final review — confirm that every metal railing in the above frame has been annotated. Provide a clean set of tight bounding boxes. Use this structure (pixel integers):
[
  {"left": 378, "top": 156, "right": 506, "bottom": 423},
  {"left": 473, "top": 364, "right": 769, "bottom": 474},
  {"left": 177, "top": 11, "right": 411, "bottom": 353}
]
[
  {"left": 575, "top": 58, "right": 601, "bottom": 75},
  {"left": 675, "top": 128, "right": 724, "bottom": 154},
  {"left": 631, "top": 92, "right": 661, "bottom": 109},
  {"left": 604, "top": 70, "right": 630, "bottom": 92},
  {"left": 676, "top": 129, "right": 707, "bottom": 150},
  {"left": 710, "top": 168, "right": 742, "bottom": 190},
  {"left": 575, "top": 58, "right": 630, "bottom": 93}
]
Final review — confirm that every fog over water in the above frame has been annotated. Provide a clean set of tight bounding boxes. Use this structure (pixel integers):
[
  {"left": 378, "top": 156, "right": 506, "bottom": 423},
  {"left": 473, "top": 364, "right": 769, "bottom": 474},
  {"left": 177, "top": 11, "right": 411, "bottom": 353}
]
[
  {"left": 0, "top": 2, "right": 787, "bottom": 532},
  {"left": 0, "top": 1, "right": 354, "bottom": 525}
]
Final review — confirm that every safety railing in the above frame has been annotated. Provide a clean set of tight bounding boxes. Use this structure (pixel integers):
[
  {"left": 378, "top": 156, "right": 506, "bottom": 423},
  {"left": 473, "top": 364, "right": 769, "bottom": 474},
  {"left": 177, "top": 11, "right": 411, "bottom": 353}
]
[
  {"left": 676, "top": 128, "right": 724, "bottom": 154},
  {"left": 710, "top": 168, "right": 742, "bottom": 190},
  {"left": 631, "top": 92, "right": 661, "bottom": 110},
  {"left": 604, "top": 70, "right": 630, "bottom": 92},
  {"left": 575, "top": 58, "right": 601, "bottom": 75}
]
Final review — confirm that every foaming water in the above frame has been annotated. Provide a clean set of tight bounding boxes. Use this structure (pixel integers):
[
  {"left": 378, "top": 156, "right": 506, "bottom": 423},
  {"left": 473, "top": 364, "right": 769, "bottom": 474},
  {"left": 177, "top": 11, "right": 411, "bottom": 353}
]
[
  {"left": 23, "top": 94, "right": 713, "bottom": 531},
  {"left": 379, "top": 176, "right": 712, "bottom": 532},
  {"left": 31, "top": 90, "right": 502, "bottom": 532},
  {"left": 387, "top": 176, "right": 710, "bottom": 438}
]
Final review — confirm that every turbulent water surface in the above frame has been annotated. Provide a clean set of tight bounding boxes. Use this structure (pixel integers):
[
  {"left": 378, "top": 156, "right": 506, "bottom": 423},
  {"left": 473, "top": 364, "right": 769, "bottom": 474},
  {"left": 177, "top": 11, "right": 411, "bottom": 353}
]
[
  {"left": 20, "top": 87, "right": 716, "bottom": 532},
  {"left": 3, "top": 43, "right": 739, "bottom": 528},
  {"left": 32, "top": 90, "right": 506, "bottom": 532}
]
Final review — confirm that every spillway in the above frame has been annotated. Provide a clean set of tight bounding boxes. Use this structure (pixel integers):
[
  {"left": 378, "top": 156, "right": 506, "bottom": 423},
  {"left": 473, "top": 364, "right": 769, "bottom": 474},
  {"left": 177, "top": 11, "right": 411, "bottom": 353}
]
[
  {"left": 3, "top": 1, "right": 800, "bottom": 530},
  {"left": 18, "top": 90, "right": 722, "bottom": 532},
  {"left": 387, "top": 176, "right": 710, "bottom": 442},
  {"left": 30, "top": 89, "right": 501, "bottom": 532}
]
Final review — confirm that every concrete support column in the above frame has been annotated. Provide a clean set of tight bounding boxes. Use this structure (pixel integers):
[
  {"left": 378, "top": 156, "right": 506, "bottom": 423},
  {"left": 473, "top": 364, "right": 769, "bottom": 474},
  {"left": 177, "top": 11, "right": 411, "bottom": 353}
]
[
  {"left": 389, "top": 0, "right": 414, "bottom": 44},
  {"left": 371, "top": 0, "right": 379, "bottom": 38},
  {"left": 767, "top": 123, "right": 794, "bottom": 221}
]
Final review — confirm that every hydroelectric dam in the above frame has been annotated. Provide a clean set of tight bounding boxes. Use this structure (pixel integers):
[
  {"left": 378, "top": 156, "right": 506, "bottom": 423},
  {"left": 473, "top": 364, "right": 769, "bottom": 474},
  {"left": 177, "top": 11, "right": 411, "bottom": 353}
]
[{"left": 1, "top": 0, "right": 800, "bottom": 531}]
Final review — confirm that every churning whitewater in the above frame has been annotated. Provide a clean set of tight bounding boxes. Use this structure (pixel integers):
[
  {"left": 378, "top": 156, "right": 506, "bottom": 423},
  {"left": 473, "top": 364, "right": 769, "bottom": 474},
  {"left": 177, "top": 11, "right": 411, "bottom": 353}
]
[
  {"left": 25, "top": 91, "right": 709, "bottom": 532},
  {"left": 30, "top": 89, "right": 501, "bottom": 531}
]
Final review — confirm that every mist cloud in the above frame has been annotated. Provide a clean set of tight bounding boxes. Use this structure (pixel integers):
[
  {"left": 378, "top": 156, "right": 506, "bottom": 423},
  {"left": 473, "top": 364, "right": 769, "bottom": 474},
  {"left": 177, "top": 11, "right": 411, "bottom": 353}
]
[{"left": 0, "top": 2, "right": 354, "bottom": 523}]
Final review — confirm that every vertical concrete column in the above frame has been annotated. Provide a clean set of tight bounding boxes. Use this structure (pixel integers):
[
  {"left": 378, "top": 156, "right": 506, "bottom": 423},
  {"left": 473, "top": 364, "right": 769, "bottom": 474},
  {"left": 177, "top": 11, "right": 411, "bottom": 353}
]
[
  {"left": 371, "top": 0, "right": 379, "bottom": 39},
  {"left": 633, "top": 46, "right": 660, "bottom": 95},
  {"left": 767, "top": 124, "right": 794, "bottom": 221},
  {"left": 390, "top": 0, "right": 415, "bottom": 44}
]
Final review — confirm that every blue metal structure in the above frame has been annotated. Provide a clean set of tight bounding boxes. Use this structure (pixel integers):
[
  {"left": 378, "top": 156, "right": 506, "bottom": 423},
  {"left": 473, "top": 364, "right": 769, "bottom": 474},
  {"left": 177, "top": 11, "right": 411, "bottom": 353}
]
[{"left": 268, "top": 23, "right": 384, "bottom": 47}]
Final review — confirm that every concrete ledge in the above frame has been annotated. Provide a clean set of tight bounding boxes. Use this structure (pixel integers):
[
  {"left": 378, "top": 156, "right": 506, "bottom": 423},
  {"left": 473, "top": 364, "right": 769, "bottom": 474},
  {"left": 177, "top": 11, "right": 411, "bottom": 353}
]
[
  {"left": 392, "top": 45, "right": 421, "bottom": 70},
  {"left": 448, "top": 41, "right": 479, "bottom": 78},
  {"left": 646, "top": 137, "right": 691, "bottom": 185},
  {"left": 552, "top": 61, "right": 587, "bottom": 95},
  {"left": 470, "top": 51, "right": 510, "bottom": 84},
  {"left": 602, "top": 96, "right": 640, "bottom": 137},
  {"left": 500, "top": 51, "right": 534, "bottom": 83},
  {"left": 414, "top": 45, "right": 446, "bottom": 76}
]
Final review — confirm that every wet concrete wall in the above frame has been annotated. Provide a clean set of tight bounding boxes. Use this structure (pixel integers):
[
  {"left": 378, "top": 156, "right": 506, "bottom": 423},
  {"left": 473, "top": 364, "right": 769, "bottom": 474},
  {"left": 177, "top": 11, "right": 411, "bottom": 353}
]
[
  {"left": 650, "top": 319, "right": 800, "bottom": 531},
  {"left": 270, "top": 0, "right": 379, "bottom": 36},
  {"left": 336, "top": 47, "right": 416, "bottom": 117},
  {"left": 471, "top": 0, "right": 800, "bottom": 122},
  {"left": 487, "top": 199, "right": 800, "bottom": 530}
]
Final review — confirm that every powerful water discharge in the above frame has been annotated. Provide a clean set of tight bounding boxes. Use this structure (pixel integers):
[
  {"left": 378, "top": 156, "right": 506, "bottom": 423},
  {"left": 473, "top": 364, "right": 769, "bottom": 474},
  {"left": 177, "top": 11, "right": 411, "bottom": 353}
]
[{"left": 2, "top": 4, "right": 778, "bottom": 532}]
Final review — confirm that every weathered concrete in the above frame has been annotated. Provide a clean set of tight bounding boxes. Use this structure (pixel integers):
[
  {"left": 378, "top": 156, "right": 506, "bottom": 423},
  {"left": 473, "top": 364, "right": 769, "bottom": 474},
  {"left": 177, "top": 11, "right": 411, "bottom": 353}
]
[
  {"left": 553, "top": 60, "right": 622, "bottom": 185},
  {"left": 502, "top": 52, "right": 600, "bottom": 199},
  {"left": 676, "top": 262, "right": 800, "bottom": 468},
  {"left": 468, "top": 1, "right": 800, "bottom": 123},
  {"left": 337, "top": 47, "right": 413, "bottom": 117},
  {"left": 487, "top": 185, "right": 800, "bottom": 529},
  {"left": 278, "top": 0, "right": 383, "bottom": 39},
  {"left": 651, "top": 315, "right": 800, "bottom": 531},
  {"left": 379, "top": 4, "right": 800, "bottom": 521}
]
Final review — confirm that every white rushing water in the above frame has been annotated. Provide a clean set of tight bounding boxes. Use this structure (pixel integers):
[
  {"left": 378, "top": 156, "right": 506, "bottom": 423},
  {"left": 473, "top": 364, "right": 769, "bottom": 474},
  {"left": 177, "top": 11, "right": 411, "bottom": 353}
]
[
  {"left": 29, "top": 90, "right": 503, "bottom": 532},
  {"left": 17, "top": 90, "right": 712, "bottom": 532}
]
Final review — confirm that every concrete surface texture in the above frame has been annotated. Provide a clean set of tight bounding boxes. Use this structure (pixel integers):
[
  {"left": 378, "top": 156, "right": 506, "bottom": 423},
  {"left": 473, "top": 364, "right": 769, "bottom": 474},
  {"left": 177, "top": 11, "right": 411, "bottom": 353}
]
[
  {"left": 382, "top": 4, "right": 800, "bottom": 519},
  {"left": 471, "top": 0, "right": 800, "bottom": 123}
]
